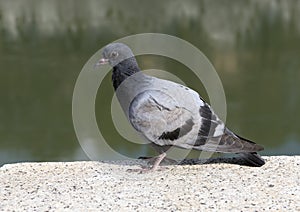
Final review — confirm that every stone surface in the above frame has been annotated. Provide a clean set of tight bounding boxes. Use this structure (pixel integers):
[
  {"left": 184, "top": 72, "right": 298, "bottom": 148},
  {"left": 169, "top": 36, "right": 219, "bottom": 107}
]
[{"left": 0, "top": 156, "right": 299, "bottom": 211}]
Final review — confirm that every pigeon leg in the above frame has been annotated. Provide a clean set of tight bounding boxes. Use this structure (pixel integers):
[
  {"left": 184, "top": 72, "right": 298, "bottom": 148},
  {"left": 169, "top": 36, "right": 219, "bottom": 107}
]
[
  {"left": 138, "top": 155, "right": 177, "bottom": 165},
  {"left": 127, "top": 152, "right": 167, "bottom": 173},
  {"left": 150, "top": 152, "right": 167, "bottom": 171}
]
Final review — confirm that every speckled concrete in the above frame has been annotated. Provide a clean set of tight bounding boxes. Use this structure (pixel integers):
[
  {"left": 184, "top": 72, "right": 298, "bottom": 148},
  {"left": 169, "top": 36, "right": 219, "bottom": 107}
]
[{"left": 0, "top": 156, "right": 299, "bottom": 211}]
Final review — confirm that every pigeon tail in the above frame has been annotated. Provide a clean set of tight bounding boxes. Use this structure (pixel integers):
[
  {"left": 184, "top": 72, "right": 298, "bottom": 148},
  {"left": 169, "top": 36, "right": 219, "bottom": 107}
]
[{"left": 240, "top": 152, "right": 265, "bottom": 167}]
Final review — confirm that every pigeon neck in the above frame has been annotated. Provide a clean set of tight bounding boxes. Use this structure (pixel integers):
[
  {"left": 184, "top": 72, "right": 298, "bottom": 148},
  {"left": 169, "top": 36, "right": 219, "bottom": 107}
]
[{"left": 112, "top": 57, "right": 141, "bottom": 90}]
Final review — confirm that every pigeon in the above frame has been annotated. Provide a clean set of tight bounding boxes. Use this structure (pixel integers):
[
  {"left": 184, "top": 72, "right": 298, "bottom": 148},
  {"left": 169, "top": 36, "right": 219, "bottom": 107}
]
[{"left": 95, "top": 43, "right": 265, "bottom": 172}]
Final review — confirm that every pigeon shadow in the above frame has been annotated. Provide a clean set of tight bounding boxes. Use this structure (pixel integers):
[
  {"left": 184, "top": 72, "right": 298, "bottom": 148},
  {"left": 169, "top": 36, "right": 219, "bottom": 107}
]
[{"left": 138, "top": 156, "right": 261, "bottom": 167}]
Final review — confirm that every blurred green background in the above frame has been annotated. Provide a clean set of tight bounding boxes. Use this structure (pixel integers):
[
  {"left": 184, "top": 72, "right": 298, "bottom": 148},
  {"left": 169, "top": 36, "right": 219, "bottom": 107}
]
[{"left": 1, "top": 0, "right": 300, "bottom": 165}]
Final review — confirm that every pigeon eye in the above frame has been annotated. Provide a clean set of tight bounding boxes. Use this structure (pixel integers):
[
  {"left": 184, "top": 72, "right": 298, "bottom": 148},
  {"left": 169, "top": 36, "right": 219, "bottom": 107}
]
[{"left": 110, "top": 51, "right": 118, "bottom": 58}]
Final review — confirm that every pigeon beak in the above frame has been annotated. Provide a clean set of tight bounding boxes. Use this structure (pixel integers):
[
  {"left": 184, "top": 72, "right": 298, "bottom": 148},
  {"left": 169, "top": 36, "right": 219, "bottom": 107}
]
[{"left": 94, "top": 58, "right": 109, "bottom": 68}]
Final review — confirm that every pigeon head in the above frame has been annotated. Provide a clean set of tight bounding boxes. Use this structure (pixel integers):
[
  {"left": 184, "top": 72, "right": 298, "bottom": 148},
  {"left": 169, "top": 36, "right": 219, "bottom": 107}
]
[
  {"left": 97, "top": 43, "right": 136, "bottom": 67},
  {"left": 96, "top": 43, "right": 141, "bottom": 90}
]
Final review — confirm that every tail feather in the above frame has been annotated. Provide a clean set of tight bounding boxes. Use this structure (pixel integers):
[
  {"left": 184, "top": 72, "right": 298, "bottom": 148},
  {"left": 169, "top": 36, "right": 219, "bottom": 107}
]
[{"left": 240, "top": 152, "right": 265, "bottom": 167}]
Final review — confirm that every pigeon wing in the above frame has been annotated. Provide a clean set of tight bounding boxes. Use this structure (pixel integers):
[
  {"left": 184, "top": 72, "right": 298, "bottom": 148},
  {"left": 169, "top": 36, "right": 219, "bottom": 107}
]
[
  {"left": 128, "top": 79, "right": 263, "bottom": 154},
  {"left": 129, "top": 89, "right": 196, "bottom": 146}
]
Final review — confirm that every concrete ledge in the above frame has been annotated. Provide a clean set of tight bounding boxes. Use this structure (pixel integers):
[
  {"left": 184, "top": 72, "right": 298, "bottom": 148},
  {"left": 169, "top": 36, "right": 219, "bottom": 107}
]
[{"left": 0, "top": 156, "right": 299, "bottom": 211}]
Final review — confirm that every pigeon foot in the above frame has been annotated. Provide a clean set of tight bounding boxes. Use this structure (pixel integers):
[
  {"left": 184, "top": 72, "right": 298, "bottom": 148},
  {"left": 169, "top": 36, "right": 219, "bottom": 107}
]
[{"left": 127, "top": 152, "right": 167, "bottom": 173}]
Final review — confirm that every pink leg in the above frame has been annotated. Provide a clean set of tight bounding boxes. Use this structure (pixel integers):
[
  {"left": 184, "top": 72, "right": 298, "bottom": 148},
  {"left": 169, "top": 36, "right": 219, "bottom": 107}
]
[
  {"left": 150, "top": 152, "right": 167, "bottom": 171},
  {"left": 127, "top": 152, "right": 167, "bottom": 173}
]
